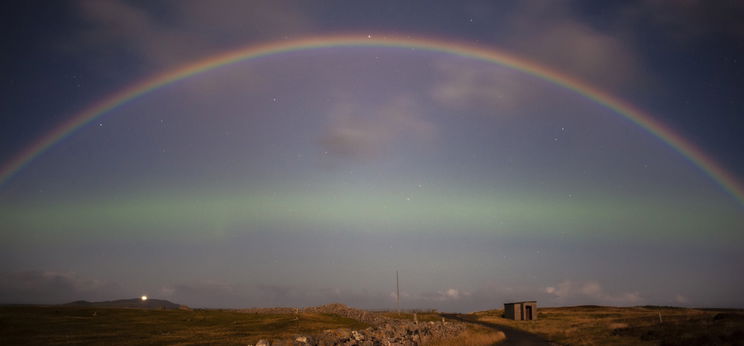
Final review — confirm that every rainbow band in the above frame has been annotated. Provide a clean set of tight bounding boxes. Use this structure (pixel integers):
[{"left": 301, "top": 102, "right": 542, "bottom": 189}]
[{"left": 1, "top": 34, "right": 742, "bottom": 205}]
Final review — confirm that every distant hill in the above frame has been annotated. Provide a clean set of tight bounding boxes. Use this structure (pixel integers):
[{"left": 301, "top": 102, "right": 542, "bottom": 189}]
[{"left": 64, "top": 298, "right": 186, "bottom": 310}]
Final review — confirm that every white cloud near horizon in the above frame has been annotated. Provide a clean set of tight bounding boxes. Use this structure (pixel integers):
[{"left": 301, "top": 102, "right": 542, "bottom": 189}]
[
  {"left": 545, "top": 280, "right": 642, "bottom": 306},
  {"left": 675, "top": 294, "right": 689, "bottom": 305},
  {"left": 4, "top": 270, "right": 715, "bottom": 311}
]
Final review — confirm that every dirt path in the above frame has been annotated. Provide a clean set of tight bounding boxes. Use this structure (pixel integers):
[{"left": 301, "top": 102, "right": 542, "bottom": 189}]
[{"left": 441, "top": 314, "right": 556, "bottom": 345}]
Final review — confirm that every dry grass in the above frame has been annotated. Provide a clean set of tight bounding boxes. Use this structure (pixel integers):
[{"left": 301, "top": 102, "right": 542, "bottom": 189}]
[
  {"left": 0, "top": 306, "right": 367, "bottom": 345},
  {"left": 378, "top": 311, "right": 443, "bottom": 322},
  {"left": 473, "top": 306, "right": 744, "bottom": 345},
  {"left": 425, "top": 325, "right": 505, "bottom": 345}
]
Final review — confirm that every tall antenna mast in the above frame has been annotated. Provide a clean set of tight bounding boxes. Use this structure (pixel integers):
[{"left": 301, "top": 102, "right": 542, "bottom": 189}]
[{"left": 396, "top": 270, "right": 400, "bottom": 315}]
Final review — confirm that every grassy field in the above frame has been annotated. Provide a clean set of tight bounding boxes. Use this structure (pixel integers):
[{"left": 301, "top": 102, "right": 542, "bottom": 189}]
[
  {"left": 473, "top": 306, "right": 744, "bottom": 345},
  {"left": 378, "top": 311, "right": 444, "bottom": 322},
  {"left": 426, "top": 324, "right": 506, "bottom": 346},
  {"left": 5, "top": 305, "right": 741, "bottom": 345},
  {"left": 0, "top": 306, "right": 368, "bottom": 345}
]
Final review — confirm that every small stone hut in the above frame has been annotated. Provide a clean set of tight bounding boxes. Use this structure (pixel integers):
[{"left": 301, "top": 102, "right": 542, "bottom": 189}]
[{"left": 504, "top": 301, "right": 537, "bottom": 320}]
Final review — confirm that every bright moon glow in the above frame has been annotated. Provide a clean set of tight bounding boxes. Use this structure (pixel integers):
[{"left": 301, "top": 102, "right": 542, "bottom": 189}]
[{"left": 141, "top": 295, "right": 148, "bottom": 301}]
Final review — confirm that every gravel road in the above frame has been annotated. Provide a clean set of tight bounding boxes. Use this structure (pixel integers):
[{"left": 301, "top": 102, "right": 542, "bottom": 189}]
[{"left": 441, "top": 313, "right": 557, "bottom": 345}]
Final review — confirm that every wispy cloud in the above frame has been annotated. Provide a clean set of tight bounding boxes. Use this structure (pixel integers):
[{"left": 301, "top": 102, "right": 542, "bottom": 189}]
[
  {"left": 320, "top": 95, "right": 436, "bottom": 159},
  {"left": 401, "top": 288, "right": 472, "bottom": 302},
  {"left": 430, "top": 59, "right": 544, "bottom": 113}
]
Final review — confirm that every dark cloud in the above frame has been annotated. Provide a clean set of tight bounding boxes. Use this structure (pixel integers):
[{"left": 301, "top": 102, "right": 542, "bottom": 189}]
[
  {"left": 159, "top": 281, "right": 491, "bottom": 311},
  {"left": 158, "top": 281, "right": 394, "bottom": 309},
  {"left": 0, "top": 271, "right": 124, "bottom": 304},
  {"left": 500, "top": 1, "right": 644, "bottom": 92},
  {"left": 73, "top": 0, "right": 315, "bottom": 68},
  {"left": 158, "top": 280, "right": 246, "bottom": 308},
  {"left": 619, "top": 0, "right": 744, "bottom": 41}
]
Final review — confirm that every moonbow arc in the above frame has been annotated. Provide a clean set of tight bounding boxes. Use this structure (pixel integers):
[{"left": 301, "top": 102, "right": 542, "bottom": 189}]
[{"left": 1, "top": 34, "right": 742, "bottom": 205}]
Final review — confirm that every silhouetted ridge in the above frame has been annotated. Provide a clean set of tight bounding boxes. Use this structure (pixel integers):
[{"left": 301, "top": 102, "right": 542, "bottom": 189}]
[{"left": 64, "top": 298, "right": 185, "bottom": 310}]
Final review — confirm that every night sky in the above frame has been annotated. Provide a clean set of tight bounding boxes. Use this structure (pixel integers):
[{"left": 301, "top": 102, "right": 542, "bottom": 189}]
[{"left": 1, "top": 1, "right": 743, "bottom": 311}]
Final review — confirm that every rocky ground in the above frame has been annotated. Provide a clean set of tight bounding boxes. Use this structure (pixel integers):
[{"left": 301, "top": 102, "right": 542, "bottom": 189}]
[{"left": 241, "top": 303, "right": 467, "bottom": 346}]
